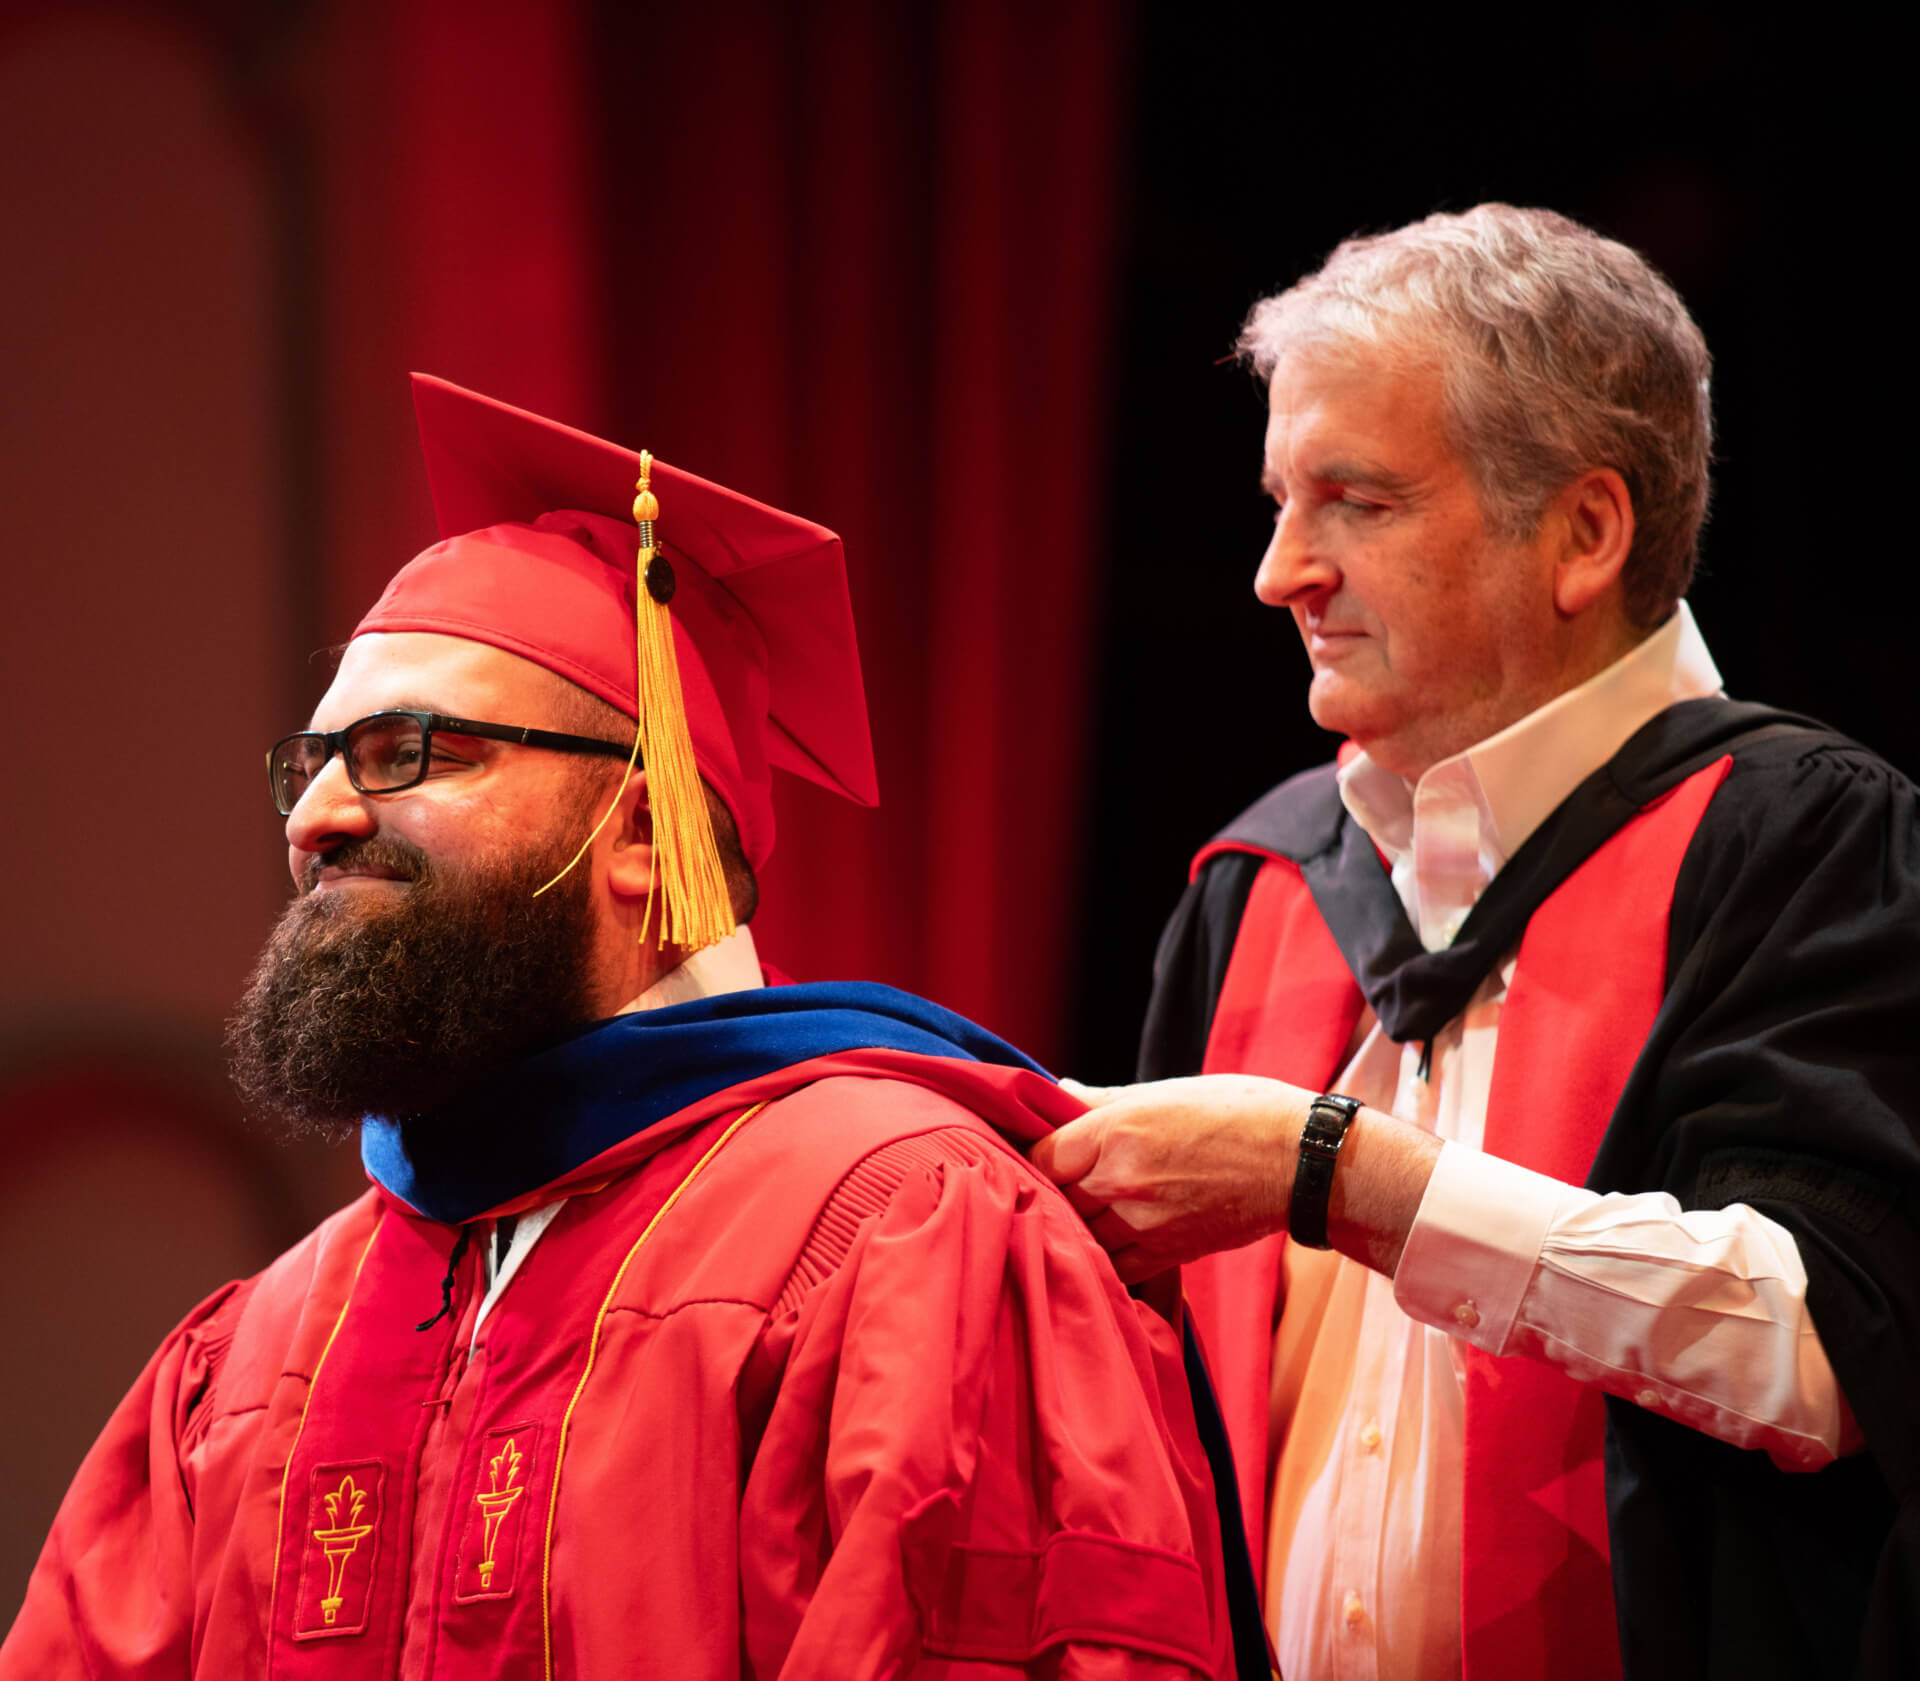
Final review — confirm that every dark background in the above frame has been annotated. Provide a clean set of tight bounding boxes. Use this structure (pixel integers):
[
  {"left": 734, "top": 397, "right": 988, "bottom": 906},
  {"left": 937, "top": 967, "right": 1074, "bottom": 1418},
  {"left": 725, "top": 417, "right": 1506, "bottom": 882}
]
[{"left": 0, "top": 0, "right": 1895, "bottom": 1622}]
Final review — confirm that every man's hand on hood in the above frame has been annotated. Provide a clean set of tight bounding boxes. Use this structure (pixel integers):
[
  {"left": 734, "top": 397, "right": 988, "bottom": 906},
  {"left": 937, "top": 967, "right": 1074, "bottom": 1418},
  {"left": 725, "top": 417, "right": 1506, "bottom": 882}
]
[
  {"left": 1029, "top": 1073, "right": 1441, "bottom": 1282},
  {"left": 1028, "top": 1075, "right": 1300, "bottom": 1282}
]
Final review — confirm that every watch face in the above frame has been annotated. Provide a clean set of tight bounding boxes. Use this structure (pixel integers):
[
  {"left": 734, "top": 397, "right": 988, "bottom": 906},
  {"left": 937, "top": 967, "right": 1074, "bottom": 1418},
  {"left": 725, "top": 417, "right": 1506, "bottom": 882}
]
[{"left": 1304, "top": 1095, "right": 1358, "bottom": 1150}]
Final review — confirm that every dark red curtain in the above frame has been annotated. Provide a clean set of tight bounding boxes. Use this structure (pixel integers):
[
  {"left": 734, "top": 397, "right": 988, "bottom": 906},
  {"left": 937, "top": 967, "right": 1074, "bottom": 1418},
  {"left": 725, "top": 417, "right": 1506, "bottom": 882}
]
[
  {"left": 316, "top": 0, "right": 1131, "bottom": 1067},
  {"left": 311, "top": 0, "right": 609, "bottom": 634}
]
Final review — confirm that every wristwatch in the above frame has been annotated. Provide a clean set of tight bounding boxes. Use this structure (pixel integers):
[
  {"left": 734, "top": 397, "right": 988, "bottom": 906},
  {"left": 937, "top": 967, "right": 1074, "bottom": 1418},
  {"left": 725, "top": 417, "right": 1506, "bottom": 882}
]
[{"left": 1288, "top": 1092, "right": 1361, "bottom": 1250}]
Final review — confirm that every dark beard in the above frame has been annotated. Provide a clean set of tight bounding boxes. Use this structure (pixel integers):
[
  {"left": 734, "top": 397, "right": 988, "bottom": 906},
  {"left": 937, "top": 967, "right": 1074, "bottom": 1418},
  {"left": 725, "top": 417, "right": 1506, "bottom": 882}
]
[{"left": 226, "top": 823, "right": 601, "bottom": 1151}]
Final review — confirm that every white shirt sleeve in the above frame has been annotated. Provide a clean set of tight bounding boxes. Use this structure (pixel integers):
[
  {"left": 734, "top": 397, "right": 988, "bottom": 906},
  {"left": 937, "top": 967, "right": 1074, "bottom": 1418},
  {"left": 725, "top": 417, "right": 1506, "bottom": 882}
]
[{"left": 1392, "top": 1140, "right": 1862, "bottom": 1470}]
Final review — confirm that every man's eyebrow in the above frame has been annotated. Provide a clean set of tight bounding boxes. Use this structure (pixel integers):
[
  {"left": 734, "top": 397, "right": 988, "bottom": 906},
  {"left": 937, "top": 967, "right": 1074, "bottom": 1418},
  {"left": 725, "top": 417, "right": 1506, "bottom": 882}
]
[
  {"left": 1313, "top": 457, "right": 1418, "bottom": 492},
  {"left": 1260, "top": 459, "right": 1419, "bottom": 498}
]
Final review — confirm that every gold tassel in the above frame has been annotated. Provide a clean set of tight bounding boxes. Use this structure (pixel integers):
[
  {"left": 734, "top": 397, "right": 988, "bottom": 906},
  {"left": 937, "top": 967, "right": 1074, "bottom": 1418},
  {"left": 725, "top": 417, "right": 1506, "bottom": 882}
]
[
  {"left": 627, "top": 453, "right": 733, "bottom": 948},
  {"left": 534, "top": 452, "right": 735, "bottom": 952}
]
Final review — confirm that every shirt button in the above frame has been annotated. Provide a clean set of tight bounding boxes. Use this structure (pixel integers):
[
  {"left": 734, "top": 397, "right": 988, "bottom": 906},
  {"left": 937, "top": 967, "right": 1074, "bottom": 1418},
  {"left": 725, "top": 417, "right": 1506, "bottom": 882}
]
[
  {"left": 1451, "top": 1299, "right": 1480, "bottom": 1330},
  {"left": 1342, "top": 1591, "right": 1366, "bottom": 1628},
  {"left": 1635, "top": 1387, "right": 1659, "bottom": 1410},
  {"left": 1358, "top": 1417, "right": 1382, "bottom": 1453}
]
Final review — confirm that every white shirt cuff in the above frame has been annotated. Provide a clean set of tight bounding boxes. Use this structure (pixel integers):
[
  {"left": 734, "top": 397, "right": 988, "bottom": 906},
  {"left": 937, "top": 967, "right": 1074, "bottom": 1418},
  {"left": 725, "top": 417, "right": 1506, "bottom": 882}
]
[{"left": 1392, "top": 1139, "right": 1567, "bottom": 1354}]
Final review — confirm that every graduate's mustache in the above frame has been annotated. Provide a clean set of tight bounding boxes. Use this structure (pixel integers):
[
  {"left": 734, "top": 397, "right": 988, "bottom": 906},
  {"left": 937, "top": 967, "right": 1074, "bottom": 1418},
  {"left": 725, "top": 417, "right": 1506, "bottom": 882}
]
[{"left": 298, "top": 833, "right": 432, "bottom": 895}]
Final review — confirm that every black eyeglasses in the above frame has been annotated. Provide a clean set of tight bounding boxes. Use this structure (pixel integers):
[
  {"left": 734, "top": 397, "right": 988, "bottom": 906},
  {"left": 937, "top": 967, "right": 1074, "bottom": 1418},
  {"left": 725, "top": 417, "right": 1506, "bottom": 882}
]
[{"left": 267, "top": 710, "right": 636, "bottom": 816}]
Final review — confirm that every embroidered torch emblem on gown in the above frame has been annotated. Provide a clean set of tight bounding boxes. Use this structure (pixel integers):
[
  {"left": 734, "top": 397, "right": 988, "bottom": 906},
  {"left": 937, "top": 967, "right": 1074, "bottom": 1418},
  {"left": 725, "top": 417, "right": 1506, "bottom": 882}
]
[
  {"left": 456, "top": 1422, "right": 540, "bottom": 1603},
  {"left": 312, "top": 1474, "right": 375, "bottom": 1626},
  {"left": 476, "top": 1437, "right": 527, "bottom": 1589}
]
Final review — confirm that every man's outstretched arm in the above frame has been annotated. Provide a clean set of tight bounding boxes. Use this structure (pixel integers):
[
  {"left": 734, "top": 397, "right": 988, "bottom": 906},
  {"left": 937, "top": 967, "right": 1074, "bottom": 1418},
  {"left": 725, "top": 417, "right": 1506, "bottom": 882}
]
[
  {"left": 1032, "top": 1075, "right": 1856, "bottom": 1466},
  {"left": 1030, "top": 1075, "right": 1438, "bottom": 1282}
]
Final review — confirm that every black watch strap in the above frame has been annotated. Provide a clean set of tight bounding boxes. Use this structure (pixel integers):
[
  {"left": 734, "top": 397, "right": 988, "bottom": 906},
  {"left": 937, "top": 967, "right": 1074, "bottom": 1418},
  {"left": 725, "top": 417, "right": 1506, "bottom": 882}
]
[{"left": 1289, "top": 1092, "right": 1361, "bottom": 1250}]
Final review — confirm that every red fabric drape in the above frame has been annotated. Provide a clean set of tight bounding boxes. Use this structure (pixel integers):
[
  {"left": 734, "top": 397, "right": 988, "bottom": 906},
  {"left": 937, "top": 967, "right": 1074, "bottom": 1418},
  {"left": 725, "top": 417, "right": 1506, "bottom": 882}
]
[
  {"left": 315, "top": 0, "right": 606, "bottom": 638},
  {"left": 316, "top": 0, "right": 1130, "bottom": 1066}
]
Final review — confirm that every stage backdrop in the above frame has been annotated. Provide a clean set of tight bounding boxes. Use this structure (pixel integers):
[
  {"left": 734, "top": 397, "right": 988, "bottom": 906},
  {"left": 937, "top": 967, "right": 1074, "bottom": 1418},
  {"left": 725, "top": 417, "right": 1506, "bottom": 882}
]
[{"left": 309, "top": 0, "right": 1128, "bottom": 1062}]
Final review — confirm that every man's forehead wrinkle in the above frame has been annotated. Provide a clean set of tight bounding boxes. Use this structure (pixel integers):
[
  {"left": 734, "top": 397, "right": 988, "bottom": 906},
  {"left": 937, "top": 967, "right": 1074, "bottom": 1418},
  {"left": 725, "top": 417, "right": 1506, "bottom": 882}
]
[{"left": 1266, "top": 370, "right": 1453, "bottom": 497}]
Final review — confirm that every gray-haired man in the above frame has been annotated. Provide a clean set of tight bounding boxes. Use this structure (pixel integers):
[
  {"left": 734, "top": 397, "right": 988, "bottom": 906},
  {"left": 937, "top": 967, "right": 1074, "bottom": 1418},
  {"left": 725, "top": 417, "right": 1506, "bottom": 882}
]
[{"left": 1036, "top": 205, "right": 1918, "bottom": 1680}]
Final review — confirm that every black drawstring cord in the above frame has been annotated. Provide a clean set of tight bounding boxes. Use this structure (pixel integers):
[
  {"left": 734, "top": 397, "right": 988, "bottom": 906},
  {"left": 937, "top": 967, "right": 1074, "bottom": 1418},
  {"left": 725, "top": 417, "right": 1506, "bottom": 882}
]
[
  {"left": 416, "top": 1225, "right": 472, "bottom": 1333},
  {"left": 1417, "top": 1039, "right": 1434, "bottom": 1082}
]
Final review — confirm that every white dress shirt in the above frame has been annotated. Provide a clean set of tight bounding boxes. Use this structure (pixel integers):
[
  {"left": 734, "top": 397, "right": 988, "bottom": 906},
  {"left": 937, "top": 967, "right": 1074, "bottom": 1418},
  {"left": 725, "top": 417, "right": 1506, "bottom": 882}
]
[{"left": 1266, "top": 605, "right": 1857, "bottom": 1681}]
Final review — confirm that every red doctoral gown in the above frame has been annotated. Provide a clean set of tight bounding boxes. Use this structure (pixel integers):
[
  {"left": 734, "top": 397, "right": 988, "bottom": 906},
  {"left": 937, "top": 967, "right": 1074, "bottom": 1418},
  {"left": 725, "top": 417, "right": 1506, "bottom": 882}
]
[{"left": 3, "top": 1047, "right": 1233, "bottom": 1680}]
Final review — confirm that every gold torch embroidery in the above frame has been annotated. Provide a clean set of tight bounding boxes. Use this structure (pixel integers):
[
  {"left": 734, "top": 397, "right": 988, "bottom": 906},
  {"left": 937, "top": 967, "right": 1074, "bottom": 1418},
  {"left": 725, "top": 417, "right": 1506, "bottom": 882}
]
[
  {"left": 475, "top": 1437, "right": 527, "bottom": 1590},
  {"left": 311, "top": 1474, "right": 375, "bottom": 1626}
]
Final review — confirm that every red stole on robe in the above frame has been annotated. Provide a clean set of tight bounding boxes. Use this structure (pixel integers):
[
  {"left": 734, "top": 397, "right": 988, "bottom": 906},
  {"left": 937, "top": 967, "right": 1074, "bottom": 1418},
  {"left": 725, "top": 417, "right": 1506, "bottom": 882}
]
[
  {"left": 1183, "top": 756, "right": 1732, "bottom": 1681},
  {"left": 262, "top": 1105, "right": 754, "bottom": 1679}
]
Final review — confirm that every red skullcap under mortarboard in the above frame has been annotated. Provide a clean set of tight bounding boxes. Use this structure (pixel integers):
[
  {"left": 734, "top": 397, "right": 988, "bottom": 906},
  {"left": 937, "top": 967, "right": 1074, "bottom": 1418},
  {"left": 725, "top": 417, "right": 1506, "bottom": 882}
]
[{"left": 352, "top": 375, "right": 878, "bottom": 873}]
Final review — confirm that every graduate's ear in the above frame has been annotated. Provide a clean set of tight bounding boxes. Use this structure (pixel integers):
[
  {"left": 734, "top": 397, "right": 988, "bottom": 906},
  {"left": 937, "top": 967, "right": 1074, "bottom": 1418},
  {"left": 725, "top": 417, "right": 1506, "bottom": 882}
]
[
  {"left": 1550, "top": 466, "right": 1635, "bottom": 618},
  {"left": 600, "top": 769, "right": 659, "bottom": 905}
]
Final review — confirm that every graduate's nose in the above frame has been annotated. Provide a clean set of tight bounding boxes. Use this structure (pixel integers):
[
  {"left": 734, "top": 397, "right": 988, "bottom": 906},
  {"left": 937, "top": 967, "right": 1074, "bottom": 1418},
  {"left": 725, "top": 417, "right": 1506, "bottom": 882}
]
[{"left": 283, "top": 754, "right": 378, "bottom": 886}]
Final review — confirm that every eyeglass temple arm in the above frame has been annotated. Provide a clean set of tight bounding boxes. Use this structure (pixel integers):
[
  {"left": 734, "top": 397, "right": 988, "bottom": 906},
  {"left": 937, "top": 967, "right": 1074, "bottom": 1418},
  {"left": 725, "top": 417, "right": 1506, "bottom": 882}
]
[{"left": 432, "top": 716, "right": 637, "bottom": 761}]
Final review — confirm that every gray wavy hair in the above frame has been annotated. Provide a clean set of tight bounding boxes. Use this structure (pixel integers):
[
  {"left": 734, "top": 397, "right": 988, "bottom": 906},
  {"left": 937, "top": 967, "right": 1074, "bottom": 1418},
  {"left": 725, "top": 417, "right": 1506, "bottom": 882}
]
[{"left": 1238, "top": 205, "right": 1712, "bottom": 628}]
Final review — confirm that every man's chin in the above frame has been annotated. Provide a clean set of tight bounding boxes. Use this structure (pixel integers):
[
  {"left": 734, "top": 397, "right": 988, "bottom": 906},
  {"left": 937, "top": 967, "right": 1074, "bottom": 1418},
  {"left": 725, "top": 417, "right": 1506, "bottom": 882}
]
[
  {"left": 1307, "top": 674, "right": 1387, "bottom": 744},
  {"left": 1308, "top": 683, "right": 1440, "bottom": 780}
]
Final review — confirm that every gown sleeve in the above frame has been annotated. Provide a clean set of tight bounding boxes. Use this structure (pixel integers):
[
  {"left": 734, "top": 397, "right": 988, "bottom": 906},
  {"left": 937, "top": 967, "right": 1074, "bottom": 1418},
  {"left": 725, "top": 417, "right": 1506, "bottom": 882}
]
[
  {"left": 737, "top": 1125, "right": 1232, "bottom": 1680},
  {"left": 0, "top": 1279, "right": 251, "bottom": 1681},
  {"left": 1595, "top": 738, "right": 1920, "bottom": 1669}
]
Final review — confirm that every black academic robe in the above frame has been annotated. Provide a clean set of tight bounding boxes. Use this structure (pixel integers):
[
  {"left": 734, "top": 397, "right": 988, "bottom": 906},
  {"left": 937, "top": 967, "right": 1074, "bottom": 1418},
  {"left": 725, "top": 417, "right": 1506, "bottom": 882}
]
[{"left": 1140, "top": 698, "right": 1920, "bottom": 1681}]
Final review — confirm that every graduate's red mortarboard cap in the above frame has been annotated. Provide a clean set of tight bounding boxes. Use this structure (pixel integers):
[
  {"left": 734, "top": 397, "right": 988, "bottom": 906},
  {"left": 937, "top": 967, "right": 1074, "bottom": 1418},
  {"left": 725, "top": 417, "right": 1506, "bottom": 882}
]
[{"left": 353, "top": 374, "right": 877, "bottom": 946}]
